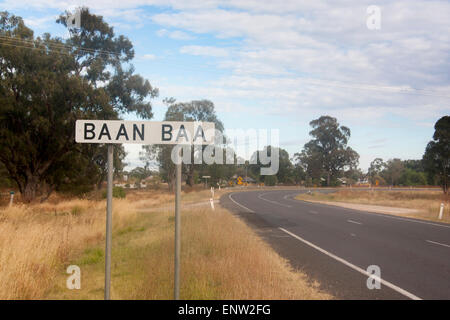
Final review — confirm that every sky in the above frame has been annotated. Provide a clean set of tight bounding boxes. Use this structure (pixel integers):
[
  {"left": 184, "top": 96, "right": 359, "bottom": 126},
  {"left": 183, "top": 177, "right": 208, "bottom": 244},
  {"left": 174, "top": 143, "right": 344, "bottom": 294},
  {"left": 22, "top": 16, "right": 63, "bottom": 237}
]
[{"left": 1, "top": 0, "right": 450, "bottom": 171}]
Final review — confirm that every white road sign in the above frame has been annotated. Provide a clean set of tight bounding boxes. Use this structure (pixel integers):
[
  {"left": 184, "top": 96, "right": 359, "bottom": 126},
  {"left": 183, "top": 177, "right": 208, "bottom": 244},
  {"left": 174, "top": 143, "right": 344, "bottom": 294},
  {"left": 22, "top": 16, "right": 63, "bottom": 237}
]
[{"left": 75, "top": 120, "right": 215, "bottom": 145}]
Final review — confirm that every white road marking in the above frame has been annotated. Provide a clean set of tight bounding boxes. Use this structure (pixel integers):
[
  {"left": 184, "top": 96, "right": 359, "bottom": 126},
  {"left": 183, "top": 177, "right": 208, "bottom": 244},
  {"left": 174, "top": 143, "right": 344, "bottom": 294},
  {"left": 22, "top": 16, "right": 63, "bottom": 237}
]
[
  {"left": 347, "top": 219, "right": 363, "bottom": 225},
  {"left": 279, "top": 227, "right": 422, "bottom": 300},
  {"left": 350, "top": 233, "right": 357, "bottom": 237},
  {"left": 426, "top": 240, "right": 450, "bottom": 248},
  {"left": 228, "top": 193, "right": 255, "bottom": 213},
  {"left": 309, "top": 210, "right": 318, "bottom": 214},
  {"left": 258, "top": 192, "right": 292, "bottom": 208}
]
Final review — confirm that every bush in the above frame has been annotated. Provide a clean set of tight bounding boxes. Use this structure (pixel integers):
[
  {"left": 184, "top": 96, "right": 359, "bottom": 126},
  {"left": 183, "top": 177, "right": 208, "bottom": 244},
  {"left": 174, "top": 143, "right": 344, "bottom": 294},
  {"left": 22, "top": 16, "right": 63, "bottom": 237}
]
[
  {"left": 264, "top": 175, "right": 278, "bottom": 186},
  {"left": 399, "top": 169, "right": 427, "bottom": 186},
  {"left": 102, "top": 186, "right": 126, "bottom": 199}
]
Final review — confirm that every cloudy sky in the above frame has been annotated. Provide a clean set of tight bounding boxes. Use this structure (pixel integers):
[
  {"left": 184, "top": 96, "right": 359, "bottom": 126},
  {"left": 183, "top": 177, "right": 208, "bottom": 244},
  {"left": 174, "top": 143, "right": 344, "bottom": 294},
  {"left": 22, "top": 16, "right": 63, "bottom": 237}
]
[{"left": 2, "top": 0, "right": 450, "bottom": 170}]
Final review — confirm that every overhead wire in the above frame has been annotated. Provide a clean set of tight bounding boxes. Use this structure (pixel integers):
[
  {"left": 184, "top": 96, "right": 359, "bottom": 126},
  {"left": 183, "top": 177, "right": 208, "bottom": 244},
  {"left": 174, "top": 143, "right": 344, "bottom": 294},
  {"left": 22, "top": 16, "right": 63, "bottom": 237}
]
[{"left": 1, "top": 34, "right": 449, "bottom": 99}]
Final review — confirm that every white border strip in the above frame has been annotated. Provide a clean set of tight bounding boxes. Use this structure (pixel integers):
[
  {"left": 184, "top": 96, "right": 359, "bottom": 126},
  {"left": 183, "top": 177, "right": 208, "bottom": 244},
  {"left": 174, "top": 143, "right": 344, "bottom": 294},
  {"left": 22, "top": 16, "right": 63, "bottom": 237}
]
[
  {"left": 228, "top": 193, "right": 255, "bottom": 213},
  {"left": 279, "top": 227, "right": 422, "bottom": 300}
]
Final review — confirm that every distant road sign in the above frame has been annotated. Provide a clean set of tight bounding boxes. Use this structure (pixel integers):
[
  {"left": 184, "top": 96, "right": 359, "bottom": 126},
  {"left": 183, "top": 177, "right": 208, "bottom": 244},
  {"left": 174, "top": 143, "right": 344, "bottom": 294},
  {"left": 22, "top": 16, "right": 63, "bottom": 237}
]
[{"left": 75, "top": 120, "right": 215, "bottom": 145}]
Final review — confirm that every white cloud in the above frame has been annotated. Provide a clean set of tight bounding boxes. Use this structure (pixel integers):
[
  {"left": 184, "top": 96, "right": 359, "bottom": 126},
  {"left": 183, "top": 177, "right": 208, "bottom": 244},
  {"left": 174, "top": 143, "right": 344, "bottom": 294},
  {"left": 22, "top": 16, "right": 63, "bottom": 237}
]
[
  {"left": 156, "top": 28, "right": 195, "bottom": 40},
  {"left": 180, "top": 45, "right": 229, "bottom": 57},
  {"left": 23, "top": 15, "right": 57, "bottom": 29},
  {"left": 142, "top": 53, "right": 157, "bottom": 60}
]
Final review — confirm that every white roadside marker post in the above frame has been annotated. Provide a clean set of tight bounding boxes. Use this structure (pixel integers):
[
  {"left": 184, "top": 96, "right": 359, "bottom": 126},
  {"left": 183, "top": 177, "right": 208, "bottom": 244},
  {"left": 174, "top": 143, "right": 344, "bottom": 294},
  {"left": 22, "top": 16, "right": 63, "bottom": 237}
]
[
  {"left": 438, "top": 203, "right": 444, "bottom": 220},
  {"left": 9, "top": 191, "right": 14, "bottom": 207},
  {"left": 209, "top": 187, "right": 215, "bottom": 211}
]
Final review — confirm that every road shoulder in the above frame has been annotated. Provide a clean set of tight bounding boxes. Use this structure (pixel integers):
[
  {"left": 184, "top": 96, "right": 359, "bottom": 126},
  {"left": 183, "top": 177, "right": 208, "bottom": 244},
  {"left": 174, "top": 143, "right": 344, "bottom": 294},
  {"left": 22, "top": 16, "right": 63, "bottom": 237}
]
[{"left": 296, "top": 199, "right": 419, "bottom": 215}]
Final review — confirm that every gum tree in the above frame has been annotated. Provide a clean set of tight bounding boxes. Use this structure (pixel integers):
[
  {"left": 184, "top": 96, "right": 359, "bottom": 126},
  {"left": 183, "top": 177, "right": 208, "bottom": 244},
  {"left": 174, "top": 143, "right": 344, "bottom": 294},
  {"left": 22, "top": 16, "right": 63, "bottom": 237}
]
[
  {"left": 0, "top": 9, "right": 158, "bottom": 201},
  {"left": 423, "top": 116, "right": 449, "bottom": 194},
  {"left": 297, "top": 116, "right": 359, "bottom": 186}
]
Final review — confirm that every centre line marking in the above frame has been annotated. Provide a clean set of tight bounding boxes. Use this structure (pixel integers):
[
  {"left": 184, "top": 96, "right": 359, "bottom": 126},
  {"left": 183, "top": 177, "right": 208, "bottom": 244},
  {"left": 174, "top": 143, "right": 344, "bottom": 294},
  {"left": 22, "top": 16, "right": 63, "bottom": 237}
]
[
  {"left": 309, "top": 210, "right": 318, "bottom": 214},
  {"left": 279, "top": 227, "right": 422, "bottom": 300},
  {"left": 426, "top": 240, "right": 450, "bottom": 248},
  {"left": 347, "top": 219, "right": 362, "bottom": 225}
]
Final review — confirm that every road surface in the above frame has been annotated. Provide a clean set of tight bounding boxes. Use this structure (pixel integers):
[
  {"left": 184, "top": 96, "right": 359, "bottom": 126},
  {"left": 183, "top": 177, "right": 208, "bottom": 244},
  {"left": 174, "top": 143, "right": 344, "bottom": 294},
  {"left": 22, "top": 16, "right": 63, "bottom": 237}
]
[{"left": 220, "top": 189, "right": 450, "bottom": 300}]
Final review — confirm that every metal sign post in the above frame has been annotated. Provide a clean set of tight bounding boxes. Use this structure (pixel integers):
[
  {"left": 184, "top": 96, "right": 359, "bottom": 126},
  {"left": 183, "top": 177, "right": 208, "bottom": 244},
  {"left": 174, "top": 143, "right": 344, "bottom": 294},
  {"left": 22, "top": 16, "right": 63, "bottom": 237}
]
[
  {"left": 174, "top": 151, "right": 181, "bottom": 300},
  {"left": 75, "top": 120, "right": 214, "bottom": 300},
  {"left": 105, "top": 144, "right": 113, "bottom": 300}
]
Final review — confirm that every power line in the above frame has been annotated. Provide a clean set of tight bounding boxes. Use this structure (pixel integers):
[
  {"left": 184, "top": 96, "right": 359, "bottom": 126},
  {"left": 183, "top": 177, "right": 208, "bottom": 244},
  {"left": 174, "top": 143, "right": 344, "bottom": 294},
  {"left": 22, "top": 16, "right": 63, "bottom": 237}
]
[
  {"left": 1, "top": 35, "right": 450, "bottom": 99},
  {"left": 0, "top": 35, "right": 121, "bottom": 56}
]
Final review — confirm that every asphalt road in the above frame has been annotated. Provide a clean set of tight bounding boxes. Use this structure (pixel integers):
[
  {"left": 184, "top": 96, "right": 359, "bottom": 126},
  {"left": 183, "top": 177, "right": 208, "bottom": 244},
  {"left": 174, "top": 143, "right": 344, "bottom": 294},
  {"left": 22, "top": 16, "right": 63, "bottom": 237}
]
[{"left": 220, "top": 189, "right": 450, "bottom": 300}]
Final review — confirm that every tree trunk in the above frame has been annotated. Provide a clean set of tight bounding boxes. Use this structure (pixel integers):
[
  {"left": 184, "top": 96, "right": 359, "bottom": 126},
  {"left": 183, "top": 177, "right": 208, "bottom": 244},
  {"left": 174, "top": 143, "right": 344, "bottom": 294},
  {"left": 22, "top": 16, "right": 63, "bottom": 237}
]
[
  {"left": 167, "top": 168, "right": 176, "bottom": 192},
  {"left": 327, "top": 172, "right": 331, "bottom": 186},
  {"left": 186, "top": 173, "right": 194, "bottom": 187},
  {"left": 185, "top": 164, "right": 194, "bottom": 187},
  {"left": 22, "top": 174, "right": 40, "bottom": 203}
]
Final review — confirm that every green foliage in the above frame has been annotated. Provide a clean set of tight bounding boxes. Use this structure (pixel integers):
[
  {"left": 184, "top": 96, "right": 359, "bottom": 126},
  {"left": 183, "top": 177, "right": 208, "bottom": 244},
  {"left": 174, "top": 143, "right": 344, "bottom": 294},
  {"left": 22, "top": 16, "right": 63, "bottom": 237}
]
[
  {"left": 264, "top": 175, "right": 278, "bottom": 186},
  {"left": 295, "top": 116, "right": 359, "bottom": 186},
  {"left": 71, "top": 206, "right": 84, "bottom": 216},
  {"left": 0, "top": 9, "right": 157, "bottom": 202},
  {"left": 381, "top": 158, "right": 405, "bottom": 186},
  {"left": 102, "top": 186, "right": 126, "bottom": 199},
  {"left": 249, "top": 146, "right": 294, "bottom": 184},
  {"left": 0, "top": 162, "right": 13, "bottom": 188},
  {"left": 423, "top": 116, "right": 450, "bottom": 194},
  {"left": 129, "top": 166, "right": 152, "bottom": 181},
  {"left": 142, "top": 99, "right": 224, "bottom": 190},
  {"left": 399, "top": 168, "right": 427, "bottom": 186},
  {"left": 77, "top": 248, "right": 104, "bottom": 265}
]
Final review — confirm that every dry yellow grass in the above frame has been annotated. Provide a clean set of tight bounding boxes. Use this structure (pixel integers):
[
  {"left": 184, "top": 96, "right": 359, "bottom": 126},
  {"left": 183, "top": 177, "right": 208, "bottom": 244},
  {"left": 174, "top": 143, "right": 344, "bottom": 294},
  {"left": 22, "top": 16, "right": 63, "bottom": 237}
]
[
  {"left": 296, "top": 189, "right": 450, "bottom": 223},
  {"left": 0, "top": 189, "right": 331, "bottom": 300},
  {"left": 0, "top": 199, "right": 136, "bottom": 299},
  {"left": 132, "top": 206, "right": 329, "bottom": 299}
]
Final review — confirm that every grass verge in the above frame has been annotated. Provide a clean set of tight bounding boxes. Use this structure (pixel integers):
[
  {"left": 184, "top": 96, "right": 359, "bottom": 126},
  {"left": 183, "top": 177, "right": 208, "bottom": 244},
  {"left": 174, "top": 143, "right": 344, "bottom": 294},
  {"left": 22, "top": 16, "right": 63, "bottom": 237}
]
[
  {"left": 0, "top": 190, "right": 331, "bottom": 300},
  {"left": 296, "top": 190, "right": 450, "bottom": 223}
]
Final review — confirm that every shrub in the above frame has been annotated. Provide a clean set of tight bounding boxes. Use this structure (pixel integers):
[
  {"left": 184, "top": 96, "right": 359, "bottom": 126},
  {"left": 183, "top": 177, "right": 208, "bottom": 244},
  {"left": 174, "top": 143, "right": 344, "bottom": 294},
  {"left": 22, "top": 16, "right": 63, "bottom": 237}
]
[
  {"left": 102, "top": 187, "right": 126, "bottom": 199},
  {"left": 264, "top": 175, "right": 278, "bottom": 186}
]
